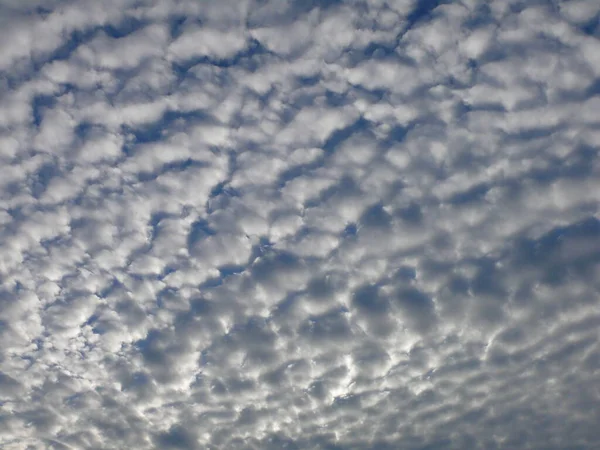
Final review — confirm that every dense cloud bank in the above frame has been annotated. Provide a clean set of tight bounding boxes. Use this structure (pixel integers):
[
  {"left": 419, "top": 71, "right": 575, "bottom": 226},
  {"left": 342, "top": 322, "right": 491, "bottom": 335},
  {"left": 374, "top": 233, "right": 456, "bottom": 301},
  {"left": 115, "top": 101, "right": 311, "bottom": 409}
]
[{"left": 0, "top": 0, "right": 599, "bottom": 449}]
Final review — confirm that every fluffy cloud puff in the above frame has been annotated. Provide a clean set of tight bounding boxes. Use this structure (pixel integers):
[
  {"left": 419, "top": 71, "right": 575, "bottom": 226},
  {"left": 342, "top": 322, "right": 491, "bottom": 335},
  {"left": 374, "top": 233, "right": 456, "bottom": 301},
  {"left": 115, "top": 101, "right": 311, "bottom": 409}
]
[{"left": 0, "top": 0, "right": 599, "bottom": 449}]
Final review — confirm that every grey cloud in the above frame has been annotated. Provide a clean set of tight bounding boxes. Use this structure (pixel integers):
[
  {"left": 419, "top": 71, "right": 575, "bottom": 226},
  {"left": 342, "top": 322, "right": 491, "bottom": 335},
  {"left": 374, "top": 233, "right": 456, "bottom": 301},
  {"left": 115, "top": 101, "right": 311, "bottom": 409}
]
[{"left": 1, "top": 0, "right": 600, "bottom": 449}]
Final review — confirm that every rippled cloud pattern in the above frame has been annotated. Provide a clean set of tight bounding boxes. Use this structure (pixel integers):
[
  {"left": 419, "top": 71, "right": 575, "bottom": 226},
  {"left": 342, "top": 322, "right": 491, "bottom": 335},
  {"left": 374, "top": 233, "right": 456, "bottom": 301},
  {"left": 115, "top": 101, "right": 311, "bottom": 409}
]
[{"left": 1, "top": 0, "right": 600, "bottom": 449}]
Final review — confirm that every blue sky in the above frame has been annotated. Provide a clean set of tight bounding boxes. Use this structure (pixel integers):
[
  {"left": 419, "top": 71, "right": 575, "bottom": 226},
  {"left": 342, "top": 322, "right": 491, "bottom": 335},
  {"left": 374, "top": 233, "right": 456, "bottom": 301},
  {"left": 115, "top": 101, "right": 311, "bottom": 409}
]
[{"left": 0, "top": 0, "right": 599, "bottom": 449}]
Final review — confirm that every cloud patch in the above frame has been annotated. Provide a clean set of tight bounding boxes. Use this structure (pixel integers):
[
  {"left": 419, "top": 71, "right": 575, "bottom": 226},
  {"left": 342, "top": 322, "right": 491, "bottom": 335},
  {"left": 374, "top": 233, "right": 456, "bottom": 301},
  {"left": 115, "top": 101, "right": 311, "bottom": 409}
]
[{"left": 0, "top": 0, "right": 599, "bottom": 449}]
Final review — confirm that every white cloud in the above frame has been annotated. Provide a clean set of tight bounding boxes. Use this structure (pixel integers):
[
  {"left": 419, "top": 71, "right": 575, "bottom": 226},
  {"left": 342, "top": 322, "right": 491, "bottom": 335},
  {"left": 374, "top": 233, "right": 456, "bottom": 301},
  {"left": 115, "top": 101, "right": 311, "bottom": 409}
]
[
  {"left": 168, "top": 26, "right": 248, "bottom": 61},
  {"left": 0, "top": 0, "right": 599, "bottom": 449}
]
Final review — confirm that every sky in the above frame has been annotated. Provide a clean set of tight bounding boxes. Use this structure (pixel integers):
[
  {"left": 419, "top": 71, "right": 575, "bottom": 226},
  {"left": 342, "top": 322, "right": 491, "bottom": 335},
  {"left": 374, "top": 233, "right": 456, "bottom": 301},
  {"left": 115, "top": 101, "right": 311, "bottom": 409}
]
[{"left": 0, "top": 0, "right": 599, "bottom": 449}]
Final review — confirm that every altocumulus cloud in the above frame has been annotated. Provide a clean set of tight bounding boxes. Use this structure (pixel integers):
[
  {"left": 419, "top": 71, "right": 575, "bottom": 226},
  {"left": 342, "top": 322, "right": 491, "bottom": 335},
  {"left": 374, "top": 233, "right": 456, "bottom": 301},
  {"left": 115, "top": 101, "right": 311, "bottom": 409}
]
[{"left": 0, "top": 0, "right": 599, "bottom": 448}]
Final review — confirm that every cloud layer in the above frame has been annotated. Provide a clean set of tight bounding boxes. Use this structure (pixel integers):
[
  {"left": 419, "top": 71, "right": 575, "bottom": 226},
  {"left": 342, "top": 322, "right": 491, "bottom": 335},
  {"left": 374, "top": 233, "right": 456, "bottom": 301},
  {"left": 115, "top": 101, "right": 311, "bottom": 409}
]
[{"left": 0, "top": 0, "right": 599, "bottom": 449}]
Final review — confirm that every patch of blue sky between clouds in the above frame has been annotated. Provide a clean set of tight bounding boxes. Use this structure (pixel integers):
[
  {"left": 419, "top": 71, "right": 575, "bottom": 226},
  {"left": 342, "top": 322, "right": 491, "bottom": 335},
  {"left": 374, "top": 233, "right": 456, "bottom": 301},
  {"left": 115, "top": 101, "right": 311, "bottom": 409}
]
[{"left": 0, "top": 0, "right": 599, "bottom": 449}]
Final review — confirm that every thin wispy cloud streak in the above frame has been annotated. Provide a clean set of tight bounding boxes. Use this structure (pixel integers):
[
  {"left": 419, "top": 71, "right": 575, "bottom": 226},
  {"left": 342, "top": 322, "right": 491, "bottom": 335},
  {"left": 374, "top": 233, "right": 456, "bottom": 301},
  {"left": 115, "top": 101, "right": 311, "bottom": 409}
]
[{"left": 0, "top": 0, "right": 599, "bottom": 449}]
